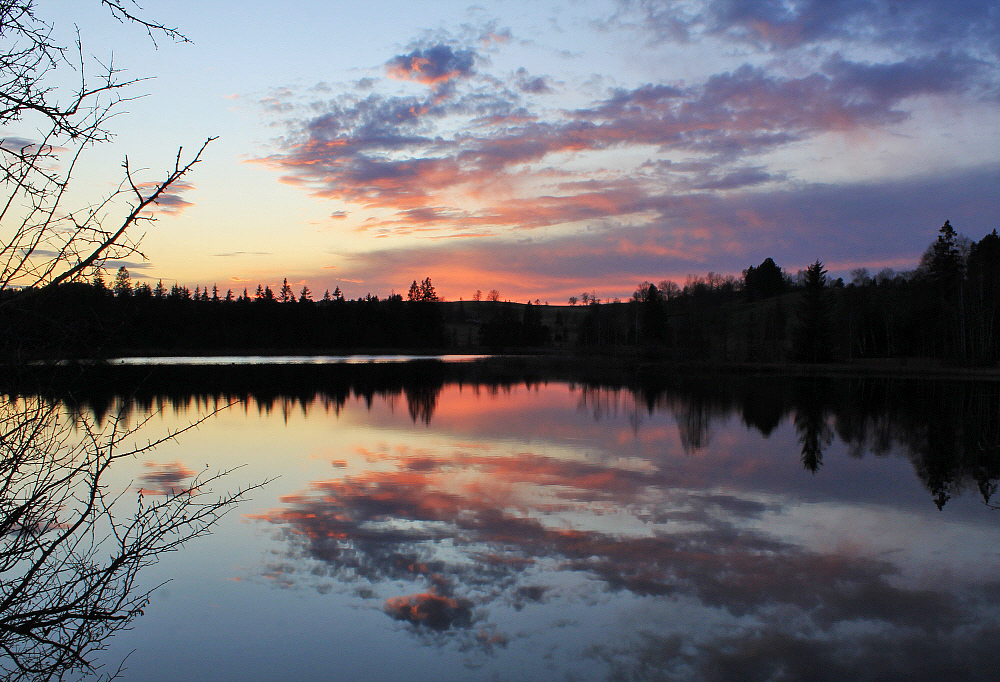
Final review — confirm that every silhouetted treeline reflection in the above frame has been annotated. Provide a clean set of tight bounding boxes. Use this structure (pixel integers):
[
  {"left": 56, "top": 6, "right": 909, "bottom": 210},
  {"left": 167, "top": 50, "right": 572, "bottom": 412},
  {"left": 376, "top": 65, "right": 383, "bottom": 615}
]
[
  {"left": 6, "top": 359, "right": 998, "bottom": 510},
  {"left": 10, "top": 358, "right": 992, "bottom": 681}
]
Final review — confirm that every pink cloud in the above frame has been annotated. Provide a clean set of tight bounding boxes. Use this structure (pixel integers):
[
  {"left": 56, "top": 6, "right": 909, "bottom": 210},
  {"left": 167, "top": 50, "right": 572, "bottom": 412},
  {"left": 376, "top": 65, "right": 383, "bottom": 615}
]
[
  {"left": 136, "top": 461, "right": 197, "bottom": 496},
  {"left": 134, "top": 180, "right": 197, "bottom": 215},
  {"left": 385, "top": 44, "right": 476, "bottom": 86}
]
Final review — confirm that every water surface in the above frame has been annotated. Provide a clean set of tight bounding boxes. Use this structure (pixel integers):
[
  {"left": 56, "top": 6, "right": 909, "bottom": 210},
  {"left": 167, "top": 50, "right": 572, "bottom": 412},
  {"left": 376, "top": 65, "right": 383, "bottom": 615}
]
[{"left": 10, "top": 361, "right": 1000, "bottom": 681}]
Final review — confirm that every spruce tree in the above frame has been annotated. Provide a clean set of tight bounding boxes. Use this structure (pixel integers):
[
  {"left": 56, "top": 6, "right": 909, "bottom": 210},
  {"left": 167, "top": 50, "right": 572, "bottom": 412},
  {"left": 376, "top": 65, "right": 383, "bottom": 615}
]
[
  {"left": 112, "top": 267, "right": 132, "bottom": 297},
  {"left": 279, "top": 278, "right": 294, "bottom": 303},
  {"left": 792, "top": 260, "right": 834, "bottom": 362}
]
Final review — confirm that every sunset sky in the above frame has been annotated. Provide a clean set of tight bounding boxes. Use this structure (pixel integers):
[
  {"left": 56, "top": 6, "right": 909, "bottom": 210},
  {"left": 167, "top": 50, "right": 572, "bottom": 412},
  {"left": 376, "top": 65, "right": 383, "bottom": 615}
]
[{"left": 31, "top": 0, "right": 1000, "bottom": 302}]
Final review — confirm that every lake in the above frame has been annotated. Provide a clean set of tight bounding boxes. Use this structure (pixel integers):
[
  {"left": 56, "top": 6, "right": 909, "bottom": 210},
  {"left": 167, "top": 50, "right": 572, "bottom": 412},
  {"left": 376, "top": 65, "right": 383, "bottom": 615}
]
[{"left": 5, "top": 358, "right": 1000, "bottom": 681}]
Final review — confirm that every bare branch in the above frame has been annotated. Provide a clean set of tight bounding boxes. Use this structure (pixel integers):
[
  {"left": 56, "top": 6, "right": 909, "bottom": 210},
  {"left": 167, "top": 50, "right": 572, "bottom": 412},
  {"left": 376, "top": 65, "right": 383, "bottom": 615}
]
[
  {"left": 0, "top": 6, "right": 253, "bottom": 681},
  {"left": 46, "top": 136, "right": 216, "bottom": 290},
  {"left": 98, "top": 0, "right": 189, "bottom": 46},
  {"left": 0, "top": 395, "right": 272, "bottom": 681},
  {"left": 1, "top": 2, "right": 203, "bottom": 299}
]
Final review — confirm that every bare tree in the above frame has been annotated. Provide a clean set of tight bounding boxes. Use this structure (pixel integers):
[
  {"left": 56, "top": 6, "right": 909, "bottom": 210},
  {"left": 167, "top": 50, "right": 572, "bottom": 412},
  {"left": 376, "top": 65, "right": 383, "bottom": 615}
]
[
  {"left": 0, "top": 4, "right": 261, "bottom": 680},
  {"left": 0, "top": 0, "right": 212, "bottom": 297},
  {"left": 0, "top": 395, "right": 267, "bottom": 681}
]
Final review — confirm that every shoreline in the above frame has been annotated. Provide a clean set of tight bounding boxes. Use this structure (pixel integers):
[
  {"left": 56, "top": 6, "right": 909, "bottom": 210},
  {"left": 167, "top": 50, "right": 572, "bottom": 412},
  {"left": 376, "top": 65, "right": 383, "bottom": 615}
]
[{"left": 8, "top": 350, "right": 1000, "bottom": 381}]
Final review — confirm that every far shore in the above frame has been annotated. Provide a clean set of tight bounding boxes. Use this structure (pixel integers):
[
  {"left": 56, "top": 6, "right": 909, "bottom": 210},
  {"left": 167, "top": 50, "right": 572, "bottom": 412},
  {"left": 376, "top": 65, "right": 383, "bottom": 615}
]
[{"left": 11, "top": 349, "right": 1000, "bottom": 381}]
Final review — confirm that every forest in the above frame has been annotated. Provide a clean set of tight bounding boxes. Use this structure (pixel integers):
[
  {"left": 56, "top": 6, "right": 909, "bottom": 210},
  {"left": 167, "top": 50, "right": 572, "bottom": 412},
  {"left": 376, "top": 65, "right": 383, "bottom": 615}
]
[{"left": 2, "top": 220, "right": 998, "bottom": 366}]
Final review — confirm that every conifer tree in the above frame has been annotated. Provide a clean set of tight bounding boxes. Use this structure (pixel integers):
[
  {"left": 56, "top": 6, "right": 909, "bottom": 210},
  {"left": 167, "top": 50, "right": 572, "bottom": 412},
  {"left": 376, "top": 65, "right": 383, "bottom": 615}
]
[
  {"left": 113, "top": 267, "right": 132, "bottom": 297},
  {"left": 792, "top": 260, "right": 834, "bottom": 362},
  {"left": 419, "top": 277, "right": 438, "bottom": 301},
  {"left": 923, "top": 219, "right": 965, "bottom": 291}
]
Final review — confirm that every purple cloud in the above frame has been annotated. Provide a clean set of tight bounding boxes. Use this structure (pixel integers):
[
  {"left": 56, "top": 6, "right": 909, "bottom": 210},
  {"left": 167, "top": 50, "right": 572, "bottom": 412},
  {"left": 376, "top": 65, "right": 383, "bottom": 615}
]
[
  {"left": 386, "top": 44, "right": 476, "bottom": 86},
  {"left": 514, "top": 67, "right": 553, "bottom": 94},
  {"left": 616, "top": 0, "right": 1000, "bottom": 55},
  {"left": 252, "top": 4, "right": 997, "bottom": 302},
  {"left": 264, "top": 48, "right": 981, "bottom": 228}
]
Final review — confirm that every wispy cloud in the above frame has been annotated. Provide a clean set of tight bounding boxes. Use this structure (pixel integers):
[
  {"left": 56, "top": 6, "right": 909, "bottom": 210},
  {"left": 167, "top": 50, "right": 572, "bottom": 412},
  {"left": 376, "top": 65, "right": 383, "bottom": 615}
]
[
  {"left": 611, "top": 0, "right": 1000, "bottom": 55},
  {"left": 252, "top": 2, "right": 999, "bottom": 299},
  {"left": 309, "top": 164, "right": 1000, "bottom": 301},
  {"left": 135, "top": 180, "right": 197, "bottom": 215}
]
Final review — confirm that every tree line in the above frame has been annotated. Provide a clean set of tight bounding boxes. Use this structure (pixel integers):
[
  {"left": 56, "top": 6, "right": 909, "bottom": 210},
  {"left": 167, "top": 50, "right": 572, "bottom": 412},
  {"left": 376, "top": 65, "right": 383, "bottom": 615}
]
[
  {"left": 577, "top": 220, "right": 1000, "bottom": 365},
  {"left": 0, "top": 274, "right": 448, "bottom": 359},
  {"left": 3, "top": 221, "right": 998, "bottom": 364}
]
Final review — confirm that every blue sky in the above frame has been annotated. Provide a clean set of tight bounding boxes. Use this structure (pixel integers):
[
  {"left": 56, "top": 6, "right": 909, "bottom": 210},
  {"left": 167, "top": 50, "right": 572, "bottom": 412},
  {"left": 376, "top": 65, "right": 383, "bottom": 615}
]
[{"left": 21, "top": 0, "right": 1000, "bottom": 301}]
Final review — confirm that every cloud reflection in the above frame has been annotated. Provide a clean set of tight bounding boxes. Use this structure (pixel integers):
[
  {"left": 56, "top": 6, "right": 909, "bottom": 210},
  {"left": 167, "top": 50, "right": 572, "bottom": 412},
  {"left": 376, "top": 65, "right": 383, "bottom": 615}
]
[
  {"left": 251, "top": 435, "right": 1000, "bottom": 674},
  {"left": 385, "top": 590, "right": 474, "bottom": 631},
  {"left": 136, "top": 460, "right": 197, "bottom": 495}
]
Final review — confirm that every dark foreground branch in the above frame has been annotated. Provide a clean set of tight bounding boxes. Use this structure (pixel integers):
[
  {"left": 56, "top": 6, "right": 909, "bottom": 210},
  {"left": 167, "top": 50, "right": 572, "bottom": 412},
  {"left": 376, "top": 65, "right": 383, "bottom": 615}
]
[{"left": 0, "top": 397, "right": 272, "bottom": 681}]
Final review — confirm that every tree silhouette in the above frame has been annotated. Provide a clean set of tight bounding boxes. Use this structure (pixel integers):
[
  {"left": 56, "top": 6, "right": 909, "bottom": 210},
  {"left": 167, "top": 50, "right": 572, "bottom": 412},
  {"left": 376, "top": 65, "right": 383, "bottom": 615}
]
[
  {"left": 112, "top": 267, "right": 132, "bottom": 298},
  {"left": 965, "top": 230, "right": 1000, "bottom": 363},
  {"left": 743, "top": 257, "right": 785, "bottom": 300},
  {"left": 419, "top": 277, "right": 438, "bottom": 302},
  {"left": 923, "top": 220, "right": 964, "bottom": 289},
  {"left": 792, "top": 260, "right": 834, "bottom": 362},
  {"left": 919, "top": 220, "right": 968, "bottom": 358}
]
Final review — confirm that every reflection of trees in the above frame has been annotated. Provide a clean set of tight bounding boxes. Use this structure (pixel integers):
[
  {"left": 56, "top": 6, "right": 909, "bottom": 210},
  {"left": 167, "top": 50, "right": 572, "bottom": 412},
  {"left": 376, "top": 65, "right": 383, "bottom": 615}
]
[
  {"left": 404, "top": 383, "right": 439, "bottom": 425},
  {"left": 794, "top": 379, "right": 833, "bottom": 473},
  {"left": 0, "top": 396, "right": 259, "bottom": 681},
  {"left": 11, "top": 361, "right": 1000, "bottom": 508},
  {"left": 859, "top": 380, "right": 1000, "bottom": 510}
]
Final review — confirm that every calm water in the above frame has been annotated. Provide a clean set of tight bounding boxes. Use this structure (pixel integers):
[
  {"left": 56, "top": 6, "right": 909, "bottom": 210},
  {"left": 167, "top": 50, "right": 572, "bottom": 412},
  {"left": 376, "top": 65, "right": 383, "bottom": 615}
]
[{"left": 8, "top": 360, "right": 1000, "bottom": 681}]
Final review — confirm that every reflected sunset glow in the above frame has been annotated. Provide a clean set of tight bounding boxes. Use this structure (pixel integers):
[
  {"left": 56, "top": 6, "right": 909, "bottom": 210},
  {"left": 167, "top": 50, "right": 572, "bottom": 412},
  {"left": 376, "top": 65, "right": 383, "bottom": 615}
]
[{"left": 46, "top": 364, "right": 997, "bottom": 681}]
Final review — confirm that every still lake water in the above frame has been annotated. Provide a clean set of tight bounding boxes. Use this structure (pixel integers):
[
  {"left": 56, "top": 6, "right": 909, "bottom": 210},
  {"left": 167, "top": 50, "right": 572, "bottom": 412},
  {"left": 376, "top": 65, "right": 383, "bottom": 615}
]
[{"left": 17, "top": 359, "right": 1000, "bottom": 680}]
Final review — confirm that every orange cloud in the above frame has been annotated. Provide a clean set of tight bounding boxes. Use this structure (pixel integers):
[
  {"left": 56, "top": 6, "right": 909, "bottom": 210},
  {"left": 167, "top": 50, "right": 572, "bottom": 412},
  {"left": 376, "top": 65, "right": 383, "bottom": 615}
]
[{"left": 385, "top": 45, "right": 476, "bottom": 87}]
